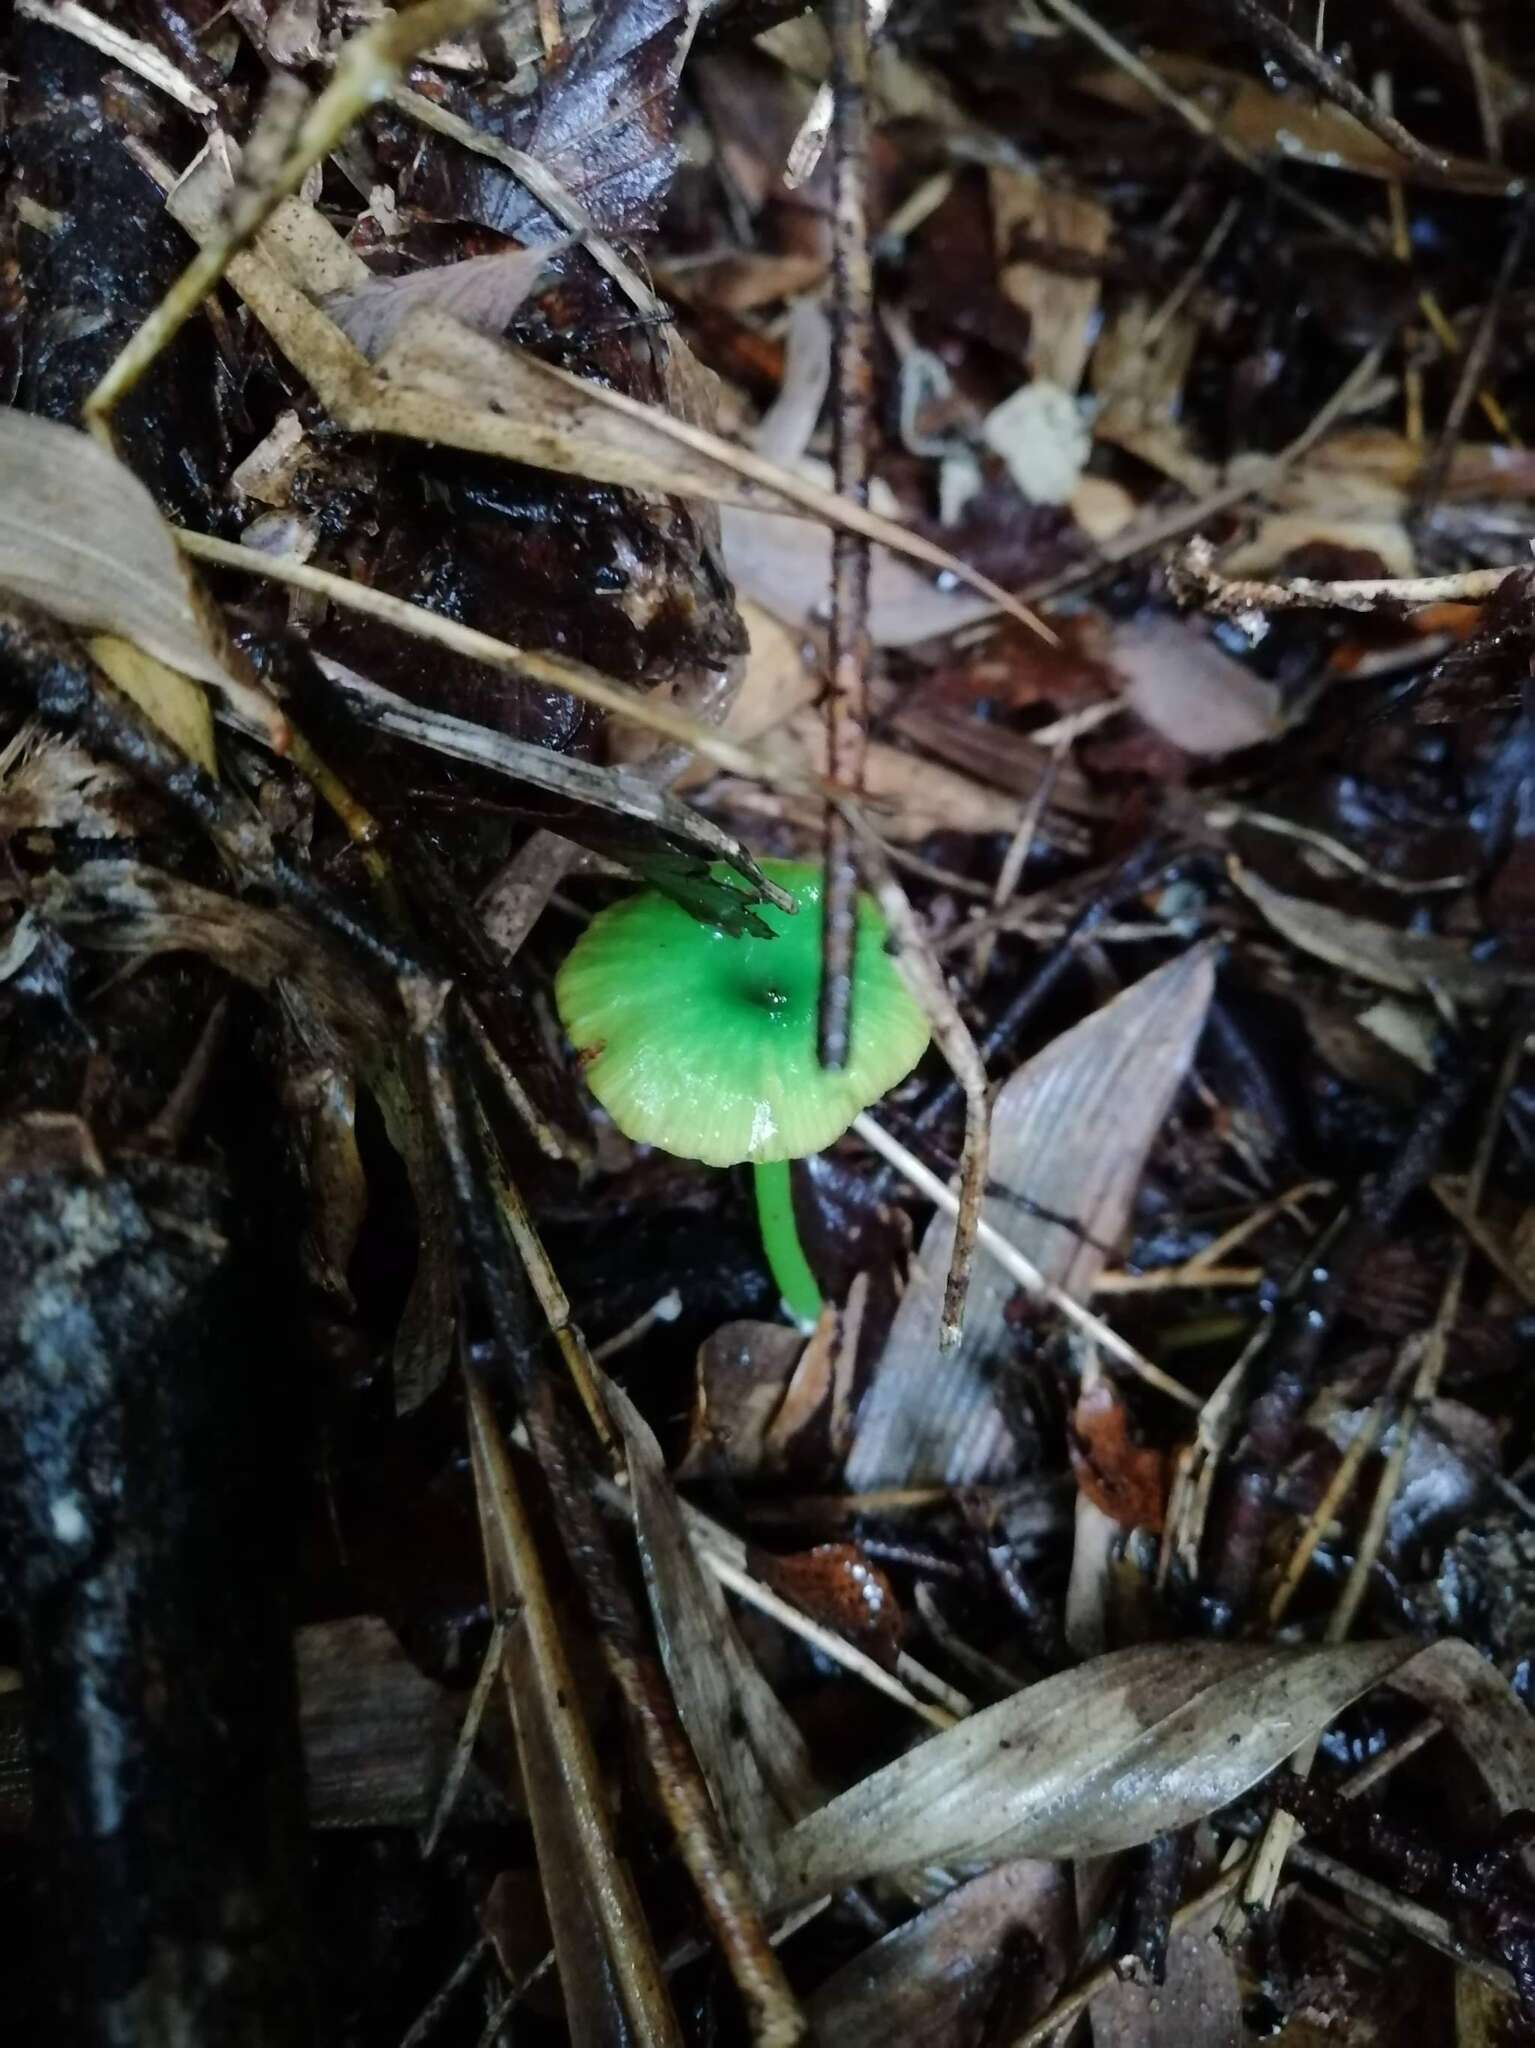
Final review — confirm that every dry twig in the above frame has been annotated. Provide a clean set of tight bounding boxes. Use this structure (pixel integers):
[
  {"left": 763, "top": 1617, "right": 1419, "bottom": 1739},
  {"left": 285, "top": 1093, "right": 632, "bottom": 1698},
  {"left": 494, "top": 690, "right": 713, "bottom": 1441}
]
[
  {"left": 1221, "top": 0, "right": 1450, "bottom": 173},
  {"left": 818, "top": 0, "right": 875, "bottom": 1071}
]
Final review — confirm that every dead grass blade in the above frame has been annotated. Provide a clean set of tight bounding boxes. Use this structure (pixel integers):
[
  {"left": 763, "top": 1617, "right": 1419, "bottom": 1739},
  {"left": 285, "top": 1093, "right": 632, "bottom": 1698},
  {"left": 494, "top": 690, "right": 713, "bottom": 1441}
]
[
  {"left": 1230, "top": 858, "right": 1532, "bottom": 1008},
  {"left": 847, "top": 949, "right": 1214, "bottom": 1488},
  {"left": 315, "top": 654, "right": 791, "bottom": 920},
  {"left": 600, "top": 1371, "right": 821, "bottom": 1904},
  {"left": 175, "top": 528, "right": 816, "bottom": 794},
  {"left": 0, "top": 409, "right": 280, "bottom": 745},
  {"left": 774, "top": 1639, "right": 1411, "bottom": 1902},
  {"left": 467, "top": 1377, "right": 683, "bottom": 2047},
  {"left": 369, "top": 310, "right": 1050, "bottom": 638}
]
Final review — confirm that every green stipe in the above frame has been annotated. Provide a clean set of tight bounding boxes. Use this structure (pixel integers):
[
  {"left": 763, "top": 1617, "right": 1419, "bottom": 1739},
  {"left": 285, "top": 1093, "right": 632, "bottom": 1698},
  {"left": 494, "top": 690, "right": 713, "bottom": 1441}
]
[
  {"left": 555, "top": 858, "right": 930, "bottom": 1321},
  {"left": 751, "top": 1156, "right": 825, "bottom": 1326}
]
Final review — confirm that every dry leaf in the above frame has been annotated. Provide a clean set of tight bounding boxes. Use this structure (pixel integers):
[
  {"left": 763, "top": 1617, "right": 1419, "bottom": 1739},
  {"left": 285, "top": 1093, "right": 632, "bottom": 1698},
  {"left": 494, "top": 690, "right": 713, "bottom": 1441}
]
[
  {"left": 165, "top": 153, "right": 1043, "bottom": 636},
  {"left": 774, "top": 1638, "right": 1411, "bottom": 1902},
  {"left": 805, "top": 1859, "right": 1073, "bottom": 2047},
  {"left": 372, "top": 309, "right": 1041, "bottom": 632},
  {"left": 0, "top": 409, "right": 278, "bottom": 744},
  {"left": 323, "top": 241, "right": 564, "bottom": 360},
  {"left": 295, "top": 1616, "right": 489, "bottom": 1829},
  {"left": 678, "top": 1323, "right": 802, "bottom": 1478},
  {"left": 1390, "top": 1637, "right": 1535, "bottom": 1819},
  {"left": 720, "top": 504, "right": 1002, "bottom": 647},
  {"left": 846, "top": 950, "right": 1214, "bottom": 1488},
  {"left": 1087, "top": 1885, "right": 1242, "bottom": 2048},
  {"left": 1109, "top": 619, "right": 1279, "bottom": 757},
  {"left": 1221, "top": 511, "right": 1416, "bottom": 581},
  {"left": 411, "top": 0, "right": 695, "bottom": 240},
  {"left": 991, "top": 169, "right": 1109, "bottom": 394},
  {"left": 1231, "top": 860, "right": 1532, "bottom": 1009}
]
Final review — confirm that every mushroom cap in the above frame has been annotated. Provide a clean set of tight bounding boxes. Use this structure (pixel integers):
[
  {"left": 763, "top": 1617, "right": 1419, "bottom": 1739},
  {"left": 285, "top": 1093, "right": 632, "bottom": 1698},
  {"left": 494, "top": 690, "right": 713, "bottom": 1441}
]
[{"left": 555, "top": 858, "right": 930, "bottom": 1166}]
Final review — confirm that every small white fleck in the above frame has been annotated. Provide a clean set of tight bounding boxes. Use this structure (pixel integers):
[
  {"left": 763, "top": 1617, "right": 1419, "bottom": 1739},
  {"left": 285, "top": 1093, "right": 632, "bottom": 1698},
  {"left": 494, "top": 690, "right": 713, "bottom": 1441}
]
[{"left": 51, "top": 1496, "right": 89, "bottom": 1545}]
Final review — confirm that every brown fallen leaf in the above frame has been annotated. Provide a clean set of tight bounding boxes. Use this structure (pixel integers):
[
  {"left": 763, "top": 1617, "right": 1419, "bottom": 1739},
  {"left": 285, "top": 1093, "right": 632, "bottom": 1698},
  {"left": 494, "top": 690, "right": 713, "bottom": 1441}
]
[
  {"left": 678, "top": 1321, "right": 810, "bottom": 1482},
  {"left": 1087, "top": 1884, "right": 1242, "bottom": 2048},
  {"left": 991, "top": 167, "right": 1110, "bottom": 395},
  {"left": 405, "top": 0, "right": 695, "bottom": 241}
]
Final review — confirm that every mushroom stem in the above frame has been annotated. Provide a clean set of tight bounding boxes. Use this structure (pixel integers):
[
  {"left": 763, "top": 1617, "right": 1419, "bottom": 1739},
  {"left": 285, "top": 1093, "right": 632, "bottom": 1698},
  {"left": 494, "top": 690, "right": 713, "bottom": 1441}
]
[{"left": 751, "top": 1158, "right": 824, "bottom": 1327}]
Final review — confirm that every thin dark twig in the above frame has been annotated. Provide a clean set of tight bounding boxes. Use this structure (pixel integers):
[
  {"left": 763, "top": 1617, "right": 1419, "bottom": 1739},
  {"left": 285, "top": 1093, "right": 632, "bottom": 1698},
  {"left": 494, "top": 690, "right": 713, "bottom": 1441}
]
[
  {"left": 1419, "top": 201, "right": 1532, "bottom": 514},
  {"left": 1206, "top": 1025, "right": 1490, "bottom": 1623},
  {"left": 420, "top": 1610, "right": 512, "bottom": 1859},
  {"left": 869, "top": 838, "right": 1170, "bottom": 1199},
  {"left": 398, "top": 1938, "right": 492, "bottom": 2048},
  {"left": 818, "top": 0, "right": 875, "bottom": 1071},
  {"left": 1037, "top": 0, "right": 1382, "bottom": 256},
  {"left": 1222, "top": 0, "right": 1450, "bottom": 171}
]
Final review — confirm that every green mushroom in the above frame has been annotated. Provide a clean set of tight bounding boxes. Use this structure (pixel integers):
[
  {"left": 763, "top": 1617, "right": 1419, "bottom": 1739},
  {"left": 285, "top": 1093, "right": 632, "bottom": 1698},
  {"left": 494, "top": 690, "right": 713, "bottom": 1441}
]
[{"left": 555, "top": 858, "right": 930, "bottom": 1324}]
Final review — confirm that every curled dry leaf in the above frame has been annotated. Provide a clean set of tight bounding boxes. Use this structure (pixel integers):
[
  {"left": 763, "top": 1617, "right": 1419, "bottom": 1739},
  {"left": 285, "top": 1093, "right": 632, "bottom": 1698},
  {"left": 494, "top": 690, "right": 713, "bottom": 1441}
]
[
  {"left": 1389, "top": 1636, "right": 1535, "bottom": 1819},
  {"left": 846, "top": 950, "right": 1215, "bottom": 1488},
  {"left": 322, "top": 241, "right": 565, "bottom": 360},
  {"left": 805, "top": 1858, "right": 1074, "bottom": 2048},
  {"left": 1230, "top": 860, "right": 1533, "bottom": 1009},
  {"left": 773, "top": 1638, "right": 1411, "bottom": 1903},
  {"left": 678, "top": 1320, "right": 810, "bottom": 1481},
  {"left": 0, "top": 409, "right": 280, "bottom": 745}
]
